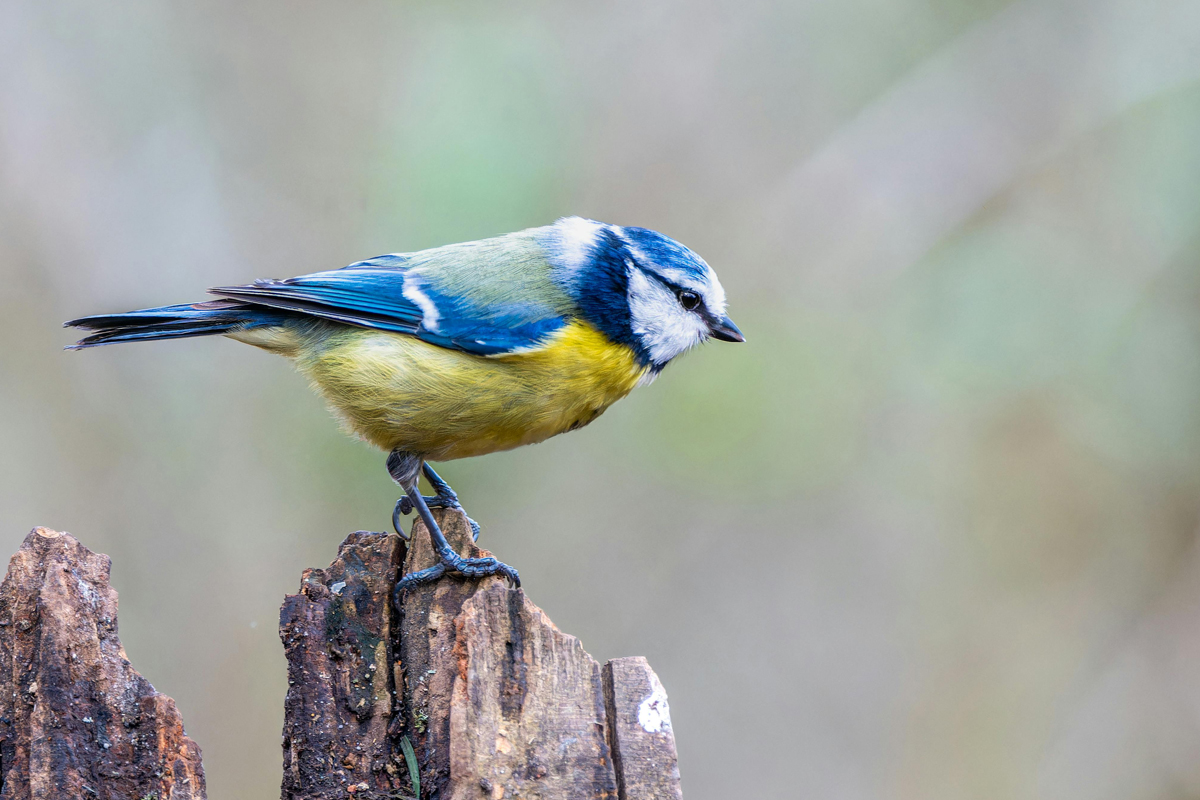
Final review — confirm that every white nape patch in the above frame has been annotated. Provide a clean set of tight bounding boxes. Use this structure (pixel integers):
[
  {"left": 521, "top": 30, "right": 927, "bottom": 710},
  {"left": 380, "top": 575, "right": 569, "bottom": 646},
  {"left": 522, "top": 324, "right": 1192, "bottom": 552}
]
[
  {"left": 553, "top": 216, "right": 604, "bottom": 275},
  {"left": 628, "top": 268, "right": 708, "bottom": 365},
  {"left": 401, "top": 279, "right": 441, "bottom": 333},
  {"left": 637, "top": 673, "right": 672, "bottom": 734}
]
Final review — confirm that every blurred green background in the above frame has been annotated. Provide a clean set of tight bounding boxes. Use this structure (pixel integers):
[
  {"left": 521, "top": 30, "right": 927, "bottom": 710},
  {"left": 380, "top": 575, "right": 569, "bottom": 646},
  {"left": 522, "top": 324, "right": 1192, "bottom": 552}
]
[{"left": 5, "top": 0, "right": 1200, "bottom": 797}]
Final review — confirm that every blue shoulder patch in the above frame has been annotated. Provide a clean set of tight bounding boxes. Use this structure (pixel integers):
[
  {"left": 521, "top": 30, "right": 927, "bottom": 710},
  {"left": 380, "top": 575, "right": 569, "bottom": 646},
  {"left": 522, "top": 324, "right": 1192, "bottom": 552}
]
[{"left": 399, "top": 273, "right": 567, "bottom": 355}]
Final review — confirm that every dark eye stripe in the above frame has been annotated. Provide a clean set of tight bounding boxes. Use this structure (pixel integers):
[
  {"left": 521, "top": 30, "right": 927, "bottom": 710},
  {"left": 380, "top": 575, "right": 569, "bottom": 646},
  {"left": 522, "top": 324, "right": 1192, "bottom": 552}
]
[{"left": 642, "top": 271, "right": 704, "bottom": 307}]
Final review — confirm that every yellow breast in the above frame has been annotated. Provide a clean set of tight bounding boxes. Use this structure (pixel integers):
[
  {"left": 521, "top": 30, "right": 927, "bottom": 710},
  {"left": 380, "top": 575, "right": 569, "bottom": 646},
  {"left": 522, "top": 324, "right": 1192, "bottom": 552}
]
[{"left": 287, "top": 320, "right": 649, "bottom": 461}]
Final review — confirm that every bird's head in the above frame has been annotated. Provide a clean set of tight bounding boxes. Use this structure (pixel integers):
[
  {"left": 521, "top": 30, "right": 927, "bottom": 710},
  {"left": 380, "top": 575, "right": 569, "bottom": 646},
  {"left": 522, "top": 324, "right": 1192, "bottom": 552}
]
[{"left": 547, "top": 217, "right": 744, "bottom": 371}]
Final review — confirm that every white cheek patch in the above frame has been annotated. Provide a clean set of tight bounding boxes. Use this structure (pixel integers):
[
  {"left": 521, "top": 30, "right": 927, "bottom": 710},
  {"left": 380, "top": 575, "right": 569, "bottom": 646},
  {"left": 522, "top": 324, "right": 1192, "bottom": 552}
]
[
  {"left": 628, "top": 269, "right": 708, "bottom": 365},
  {"left": 402, "top": 279, "right": 441, "bottom": 333}
]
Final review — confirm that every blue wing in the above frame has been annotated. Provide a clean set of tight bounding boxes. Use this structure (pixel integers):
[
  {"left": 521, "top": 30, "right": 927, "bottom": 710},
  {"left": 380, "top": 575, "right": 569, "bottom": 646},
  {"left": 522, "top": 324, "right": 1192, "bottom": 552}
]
[
  {"left": 209, "top": 256, "right": 424, "bottom": 335},
  {"left": 210, "top": 245, "right": 572, "bottom": 356}
]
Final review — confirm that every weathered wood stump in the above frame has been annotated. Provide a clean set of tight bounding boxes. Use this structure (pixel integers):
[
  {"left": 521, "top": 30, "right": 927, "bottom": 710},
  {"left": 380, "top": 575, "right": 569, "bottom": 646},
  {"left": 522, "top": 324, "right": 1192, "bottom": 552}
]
[
  {"left": 279, "top": 531, "right": 406, "bottom": 798},
  {"left": 0, "top": 519, "right": 682, "bottom": 799},
  {"left": 0, "top": 528, "right": 205, "bottom": 800},
  {"left": 281, "top": 509, "right": 684, "bottom": 800}
]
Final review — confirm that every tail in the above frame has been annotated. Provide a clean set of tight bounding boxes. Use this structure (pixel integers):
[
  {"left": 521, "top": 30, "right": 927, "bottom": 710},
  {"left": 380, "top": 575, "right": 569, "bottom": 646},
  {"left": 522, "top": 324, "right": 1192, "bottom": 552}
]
[{"left": 64, "top": 299, "right": 288, "bottom": 349}]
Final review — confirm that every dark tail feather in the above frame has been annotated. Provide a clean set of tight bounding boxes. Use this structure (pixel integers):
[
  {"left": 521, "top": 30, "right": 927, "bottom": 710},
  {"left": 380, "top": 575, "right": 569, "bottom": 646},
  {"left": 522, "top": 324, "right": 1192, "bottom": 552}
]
[{"left": 64, "top": 300, "right": 286, "bottom": 349}]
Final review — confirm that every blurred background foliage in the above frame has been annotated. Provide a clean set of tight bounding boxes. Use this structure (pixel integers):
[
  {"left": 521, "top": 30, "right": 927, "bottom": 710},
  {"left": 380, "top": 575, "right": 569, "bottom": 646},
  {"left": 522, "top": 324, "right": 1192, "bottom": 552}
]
[{"left": 4, "top": 0, "right": 1200, "bottom": 797}]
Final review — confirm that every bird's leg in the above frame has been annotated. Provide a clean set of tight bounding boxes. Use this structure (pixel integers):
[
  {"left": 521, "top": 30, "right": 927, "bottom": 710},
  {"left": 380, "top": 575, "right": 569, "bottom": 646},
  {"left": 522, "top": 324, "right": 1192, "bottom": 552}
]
[
  {"left": 421, "top": 463, "right": 460, "bottom": 508},
  {"left": 395, "top": 485, "right": 520, "bottom": 591},
  {"left": 393, "top": 463, "right": 481, "bottom": 541},
  {"left": 421, "top": 464, "right": 481, "bottom": 541},
  {"left": 387, "top": 450, "right": 519, "bottom": 594}
]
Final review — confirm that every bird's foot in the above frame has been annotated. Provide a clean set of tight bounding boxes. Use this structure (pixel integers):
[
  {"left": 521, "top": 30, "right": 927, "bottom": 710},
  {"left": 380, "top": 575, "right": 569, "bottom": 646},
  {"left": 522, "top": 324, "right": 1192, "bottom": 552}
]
[
  {"left": 395, "top": 550, "right": 519, "bottom": 593},
  {"left": 392, "top": 495, "right": 481, "bottom": 542},
  {"left": 387, "top": 452, "right": 507, "bottom": 600}
]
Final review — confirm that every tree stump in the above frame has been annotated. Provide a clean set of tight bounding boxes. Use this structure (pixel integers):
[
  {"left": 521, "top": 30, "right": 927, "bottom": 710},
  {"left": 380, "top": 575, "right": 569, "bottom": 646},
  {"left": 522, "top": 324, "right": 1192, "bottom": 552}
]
[
  {"left": 0, "top": 528, "right": 205, "bottom": 800},
  {"left": 281, "top": 509, "right": 684, "bottom": 800},
  {"left": 0, "top": 519, "right": 683, "bottom": 799},
  {"left": 279, "top": 531, "right": 406, "bottom": 798}
]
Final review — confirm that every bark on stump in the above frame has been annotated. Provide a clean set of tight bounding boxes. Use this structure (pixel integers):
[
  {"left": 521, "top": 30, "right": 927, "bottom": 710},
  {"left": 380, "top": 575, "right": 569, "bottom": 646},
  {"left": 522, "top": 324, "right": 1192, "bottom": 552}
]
[
  {"left": 281, "top": 509, "right": 684, "bottom": 800},
  {"left": 0, "top": 519, "right": 683, "bottom": 800},
  {"left": 0, "top": 528, "right": 205, "bottom": 800}
]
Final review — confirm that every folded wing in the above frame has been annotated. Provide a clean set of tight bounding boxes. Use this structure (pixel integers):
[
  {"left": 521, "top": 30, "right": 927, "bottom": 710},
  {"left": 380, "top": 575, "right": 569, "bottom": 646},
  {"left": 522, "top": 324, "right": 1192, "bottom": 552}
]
[{"left": 210, "top": 244, "right": 574, "bottom": 357}]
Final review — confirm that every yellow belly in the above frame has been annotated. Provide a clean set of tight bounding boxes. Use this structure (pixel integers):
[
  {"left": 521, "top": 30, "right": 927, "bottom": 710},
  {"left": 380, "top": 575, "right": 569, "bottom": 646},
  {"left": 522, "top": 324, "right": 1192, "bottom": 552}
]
[{"left": 283, "top": 320, "right": 648, "bottom": 461}]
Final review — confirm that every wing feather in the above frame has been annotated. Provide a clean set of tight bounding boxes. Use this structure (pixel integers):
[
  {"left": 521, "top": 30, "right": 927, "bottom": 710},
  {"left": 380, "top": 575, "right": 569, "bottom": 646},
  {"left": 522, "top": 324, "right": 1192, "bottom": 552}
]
[{"left": 209, "top": 231, "right": 574, "bottom": 356}]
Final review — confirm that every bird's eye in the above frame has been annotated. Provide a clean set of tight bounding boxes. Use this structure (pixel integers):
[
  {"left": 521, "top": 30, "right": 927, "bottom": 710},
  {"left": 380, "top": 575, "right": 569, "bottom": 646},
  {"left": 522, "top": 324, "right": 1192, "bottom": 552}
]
[{"left": 677, "top": 290, "right": 701, "bottom": 310}]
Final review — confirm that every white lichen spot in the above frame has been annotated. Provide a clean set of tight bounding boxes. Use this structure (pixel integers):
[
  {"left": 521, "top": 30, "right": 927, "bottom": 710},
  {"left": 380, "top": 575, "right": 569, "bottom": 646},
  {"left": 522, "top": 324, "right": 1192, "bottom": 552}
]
[
  {"left": 637, "top": 673, "right": 672, "bottom": 734},
  {"left": 75, "top": 575, "right": 101, "bottom": 610},
  {"left": 330, "top": 581, "right": 346, "bottom": 595}
]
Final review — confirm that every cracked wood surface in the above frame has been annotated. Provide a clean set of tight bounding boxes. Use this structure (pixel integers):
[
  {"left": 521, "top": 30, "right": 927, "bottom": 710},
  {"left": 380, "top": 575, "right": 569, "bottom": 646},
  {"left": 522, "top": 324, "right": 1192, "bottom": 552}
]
[
  {"left": 284, "top": 509, "right": 684, "bottom": 799},
  {"left": 0, "top": 528, "right": 205, "bottom": 800},
  {"left": 280, "top": 530, "right": 408, "bottom": 799},
  {"left": 604, "top": 658, "right": 682, "bottom": 800},
  {"left": 447, "top": 583, "right": 617, "bottom": 800}
]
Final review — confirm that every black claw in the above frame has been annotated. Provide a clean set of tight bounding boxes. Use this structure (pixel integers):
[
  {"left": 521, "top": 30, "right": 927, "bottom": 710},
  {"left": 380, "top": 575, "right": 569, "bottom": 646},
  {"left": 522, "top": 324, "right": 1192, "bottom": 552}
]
[
  {"left": 392, "top": 498, "right": 411, "bottom": 541},
  {"left": 391, "top": 494, "right": 480, "bottom": 544},
  {"left": 393, "top": 494, "right": 473, "bottom": 541}
]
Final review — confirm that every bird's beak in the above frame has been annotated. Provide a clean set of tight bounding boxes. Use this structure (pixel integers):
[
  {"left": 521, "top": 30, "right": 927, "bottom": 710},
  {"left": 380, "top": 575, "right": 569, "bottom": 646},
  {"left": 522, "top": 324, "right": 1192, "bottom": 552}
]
[{"left": 708, "top": 314, "right": 745, "bottom": 342}]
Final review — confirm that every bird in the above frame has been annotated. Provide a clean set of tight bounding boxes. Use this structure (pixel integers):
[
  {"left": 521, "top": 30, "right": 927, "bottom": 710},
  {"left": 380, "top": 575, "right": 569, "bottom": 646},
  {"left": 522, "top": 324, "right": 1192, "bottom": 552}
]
[{"left": 65, "top": 217, "right": 744, "bottom": 590}]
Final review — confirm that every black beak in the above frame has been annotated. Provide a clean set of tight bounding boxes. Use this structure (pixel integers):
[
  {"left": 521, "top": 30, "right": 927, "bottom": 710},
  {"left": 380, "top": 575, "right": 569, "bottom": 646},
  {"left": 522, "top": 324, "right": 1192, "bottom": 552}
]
[{"left": 708, "top": 314, "right": 745, "bottom": 343}]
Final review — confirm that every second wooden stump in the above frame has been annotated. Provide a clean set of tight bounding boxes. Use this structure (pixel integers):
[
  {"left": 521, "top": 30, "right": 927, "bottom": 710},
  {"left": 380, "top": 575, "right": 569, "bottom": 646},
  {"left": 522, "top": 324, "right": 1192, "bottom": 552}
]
[{"left": 280, "top": 509, "right": 683, "bottom": 800}]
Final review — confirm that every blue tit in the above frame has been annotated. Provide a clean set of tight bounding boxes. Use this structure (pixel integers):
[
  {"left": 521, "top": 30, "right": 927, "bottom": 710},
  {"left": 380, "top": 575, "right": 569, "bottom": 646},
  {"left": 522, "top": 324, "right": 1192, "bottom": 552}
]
[{"left": 66, "top": 217, "right": 744, "bottom": 589}]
